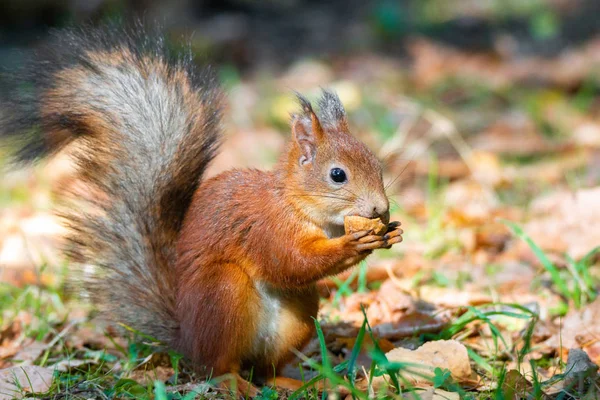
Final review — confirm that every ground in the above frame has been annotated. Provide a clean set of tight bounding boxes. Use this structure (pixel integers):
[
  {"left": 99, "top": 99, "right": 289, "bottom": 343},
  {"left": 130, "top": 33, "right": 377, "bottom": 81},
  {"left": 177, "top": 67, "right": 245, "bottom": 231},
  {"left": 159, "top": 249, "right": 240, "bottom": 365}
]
[{"left": 2, "top": 31, "right": 600, "bottom": 399}]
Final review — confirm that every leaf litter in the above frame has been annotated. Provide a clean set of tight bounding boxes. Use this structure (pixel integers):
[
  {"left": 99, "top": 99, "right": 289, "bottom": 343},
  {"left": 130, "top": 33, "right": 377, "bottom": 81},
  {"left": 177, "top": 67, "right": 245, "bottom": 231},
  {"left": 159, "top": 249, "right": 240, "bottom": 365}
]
[{"left": 1, "top": 29, "right": 600, "bottom": 398}]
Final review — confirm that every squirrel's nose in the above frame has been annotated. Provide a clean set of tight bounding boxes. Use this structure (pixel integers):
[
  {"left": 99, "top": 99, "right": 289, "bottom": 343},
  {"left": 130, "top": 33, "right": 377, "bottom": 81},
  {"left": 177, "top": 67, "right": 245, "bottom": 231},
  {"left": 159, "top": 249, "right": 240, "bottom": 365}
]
[{"left": 371, "top": 199, "right": 390, "bottom": 225}]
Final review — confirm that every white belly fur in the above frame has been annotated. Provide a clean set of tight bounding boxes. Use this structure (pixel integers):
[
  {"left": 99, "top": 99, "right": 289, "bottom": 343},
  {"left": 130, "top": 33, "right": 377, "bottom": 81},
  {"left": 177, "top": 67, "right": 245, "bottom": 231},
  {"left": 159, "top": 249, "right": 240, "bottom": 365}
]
[{"left": 252, "top": 281, "right": 282, "bottom": 359}]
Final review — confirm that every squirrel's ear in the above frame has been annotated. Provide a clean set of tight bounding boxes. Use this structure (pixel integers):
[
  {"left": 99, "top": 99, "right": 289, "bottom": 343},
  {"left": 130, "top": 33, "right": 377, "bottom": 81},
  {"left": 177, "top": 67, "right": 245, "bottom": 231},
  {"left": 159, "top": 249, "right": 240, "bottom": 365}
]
[
  {"left": 318, "top": 90, "right": 348, "bottom": 132},
  {"left": 292, "top": 95, "right": 324, "bottom": 165}
]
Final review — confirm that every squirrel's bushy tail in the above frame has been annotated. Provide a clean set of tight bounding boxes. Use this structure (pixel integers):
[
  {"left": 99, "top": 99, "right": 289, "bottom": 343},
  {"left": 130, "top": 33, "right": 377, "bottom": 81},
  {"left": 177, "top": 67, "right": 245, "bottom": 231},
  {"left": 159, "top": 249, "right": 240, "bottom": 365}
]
[{"left": 0, "top": 25, "right": 223, "bottom": 343}]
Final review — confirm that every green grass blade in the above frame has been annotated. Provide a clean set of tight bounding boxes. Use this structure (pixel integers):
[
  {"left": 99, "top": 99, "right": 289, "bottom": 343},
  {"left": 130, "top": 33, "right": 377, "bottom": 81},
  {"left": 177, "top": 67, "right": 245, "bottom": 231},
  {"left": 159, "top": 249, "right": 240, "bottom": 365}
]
[
  {"left": 357, "top": 261, "right": 368, "bottom": 293},
  {"left": 502, "top": 220, "right": 570, "bottom": 299},
  {"left": 332, "top": 267, "right": 360, "bottom": 305},
  {"left": 313, "top": 318, "right": 330, "bottom": 400},
  {"left": 467, "top": 347, "right": 493, "bottom": 374},
  {"left": 360, "top": 306, "right": 401, "bottom": 393},
  {"left": 154, "top": 381, "right": 168, "bottom": 400},
  {"left": 347, "top": 316, "right": 367, "bottom": 385}
]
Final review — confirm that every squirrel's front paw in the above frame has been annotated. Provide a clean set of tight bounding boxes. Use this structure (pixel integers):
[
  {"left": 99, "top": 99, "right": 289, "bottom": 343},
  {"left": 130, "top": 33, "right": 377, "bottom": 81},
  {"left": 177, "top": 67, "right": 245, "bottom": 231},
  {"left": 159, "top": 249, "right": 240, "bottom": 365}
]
[
  {"left": 342, "top": 230, "right": 385, "bottom": 253},
  {"left": 382, "top": 221, "right": 403, "bottom": 249},
  {"left": 342, "top": 221, "right": 403, "bottom": 252}
]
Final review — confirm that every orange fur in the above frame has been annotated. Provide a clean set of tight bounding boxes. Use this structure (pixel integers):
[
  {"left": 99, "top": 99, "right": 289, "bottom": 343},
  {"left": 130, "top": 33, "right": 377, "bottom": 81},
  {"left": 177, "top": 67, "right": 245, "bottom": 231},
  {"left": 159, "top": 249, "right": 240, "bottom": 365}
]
[{"left": 174, "top": 96, "right": 403, "bottom": 390}]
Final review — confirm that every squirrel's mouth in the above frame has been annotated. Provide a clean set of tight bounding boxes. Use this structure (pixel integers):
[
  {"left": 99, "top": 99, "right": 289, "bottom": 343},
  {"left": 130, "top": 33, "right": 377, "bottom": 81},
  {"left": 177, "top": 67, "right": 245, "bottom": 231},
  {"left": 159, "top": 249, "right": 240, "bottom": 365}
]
[{"left": 349, "top": 210, "right": 390, "bottom": 225}]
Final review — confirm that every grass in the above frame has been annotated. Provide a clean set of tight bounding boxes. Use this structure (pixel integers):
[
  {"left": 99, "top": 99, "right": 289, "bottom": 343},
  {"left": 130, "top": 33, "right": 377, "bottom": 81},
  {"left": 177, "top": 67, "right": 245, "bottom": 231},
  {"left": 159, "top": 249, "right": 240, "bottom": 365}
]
[
  {"left": 0, "top": 277, "right": 68, "bottom": 341},
  {"left": 2, "top": 157, "right": 595, "bottom": 398},
  {"left": 270, "top": 304, "right": 546, "bottom": 399},
  {"left": 2, "top": 270, "right": 564, "bottom": 399},
  {"left": 1, "top": 194, "right": 594, "bottom": 399},
  {"left": 3, "top": 28, "right": 600, "bottom": 398},
  {"left": 330, "top": 261, "right": 370, "bottom": 306}
]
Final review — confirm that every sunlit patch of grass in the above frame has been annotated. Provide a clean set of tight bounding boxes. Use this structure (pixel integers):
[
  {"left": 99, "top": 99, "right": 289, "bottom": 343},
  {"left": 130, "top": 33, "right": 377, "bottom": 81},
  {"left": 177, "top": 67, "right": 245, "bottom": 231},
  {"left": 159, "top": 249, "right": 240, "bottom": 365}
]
[
  {"left": 288, "top": 309, "right": 407, "bottom": 400},
  {"left": 410, "top": 154, "right": 464, "bottom": 259},
  {"left": 427, "top": 270, "right": 473, "bottom": 290},
  {"left": 0, "top": 266, "right": 69, "bottom": 341},
  {"left": 329, "top": 261, "right": 372, "bottom": 307},
  {"left": 283, "top": 303, "right": 549, "bottom": 399},
  {"left": 1, "top": 269, "right": 206, "bottom": 399},
  {"left": 1, "top": 270, "right": 569, "bottom": 399},
  {"left": 27, "top": 324, "right": 212, "bottom": 399}
]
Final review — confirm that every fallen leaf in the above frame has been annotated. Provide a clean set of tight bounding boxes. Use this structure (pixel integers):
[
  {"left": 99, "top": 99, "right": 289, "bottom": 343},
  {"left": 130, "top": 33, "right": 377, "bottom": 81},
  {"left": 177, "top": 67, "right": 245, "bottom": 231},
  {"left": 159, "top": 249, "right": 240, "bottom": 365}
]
[
  {"left": 443, "top": 181, "right": 498, "bottom": 224},
  {"left": 128, "top": 366, "right": 174, "bottom": 386},
  {"left": 418, "top": 286, "right": 493, "bottom": 307},
  {"left": 574, "top": 122, "right": 600, "bottom": 148},
  {"left": 468, "top": 151, "right": 506, "bottom": 187},
  {"left": 381, "top": 340, "right": 472, "bottom": 385},
  {"left": 50, "top": 359, "right": 95, "bottom": 372},
  {"left": 471, "top": 113, "right": 552, "bottom": 156},
  {"left": 12, "top": 341, "right": 46, "bottom": 366},
  {"left": 526, "top": 187, "right": 600, "bottom": 259},
  {"left": 0, "top": 365, "right": 53, "bottom": 400},
  {"left": 278, "top": 60, "right": 333, "bottom": 92},
  {"left": 545, "top": 298, "right": 600, "bottom": 363},
  {"left": 408, "top": 37, "right": 600, "bottom": 91},
  {"left": 403, "top": 388, "right": 461, "bottom": 400}
]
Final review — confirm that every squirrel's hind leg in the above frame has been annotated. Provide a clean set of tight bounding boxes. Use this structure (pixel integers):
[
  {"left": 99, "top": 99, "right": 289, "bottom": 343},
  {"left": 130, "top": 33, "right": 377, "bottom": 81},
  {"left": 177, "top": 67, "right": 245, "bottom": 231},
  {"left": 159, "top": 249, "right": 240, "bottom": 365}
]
[{"left": 175, "top": 262, "right": 261, "bottom": 384}]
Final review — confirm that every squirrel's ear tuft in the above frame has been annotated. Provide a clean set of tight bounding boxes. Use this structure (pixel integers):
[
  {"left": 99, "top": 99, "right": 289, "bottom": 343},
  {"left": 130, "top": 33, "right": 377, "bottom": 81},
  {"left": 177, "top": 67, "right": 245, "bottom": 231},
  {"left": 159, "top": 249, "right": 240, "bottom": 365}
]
[
  {"left": 317, "top": 90, "right": 348, "bottom": 132},
  {"left": 292, "top": 94, "right": 324, "bottom": 165}
]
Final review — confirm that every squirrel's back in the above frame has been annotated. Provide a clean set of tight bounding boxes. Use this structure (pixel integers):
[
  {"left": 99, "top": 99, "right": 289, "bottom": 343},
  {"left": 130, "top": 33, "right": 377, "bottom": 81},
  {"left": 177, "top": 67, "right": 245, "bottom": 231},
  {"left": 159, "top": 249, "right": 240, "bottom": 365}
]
[{"left": 0, "top": 25, "right": 223, "bottom": 343}]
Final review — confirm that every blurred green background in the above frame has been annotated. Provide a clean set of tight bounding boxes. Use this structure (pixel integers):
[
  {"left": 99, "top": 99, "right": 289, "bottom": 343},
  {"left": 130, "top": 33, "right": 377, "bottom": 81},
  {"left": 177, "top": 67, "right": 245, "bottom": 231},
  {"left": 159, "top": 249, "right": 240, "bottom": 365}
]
[{"left": 1, "top": 0, "right": 599, "bottom": 69}]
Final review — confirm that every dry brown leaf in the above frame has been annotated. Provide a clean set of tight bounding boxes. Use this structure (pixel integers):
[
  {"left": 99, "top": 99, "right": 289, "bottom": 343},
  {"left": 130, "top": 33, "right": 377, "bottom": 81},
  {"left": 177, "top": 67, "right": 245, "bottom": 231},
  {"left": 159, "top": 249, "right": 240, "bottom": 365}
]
[
  {"left": 526, "top": 187, "right": 600, "bottom": 259},
  {"left": 0, "top": 212, "right": 65, "bottom": 287},
  {"left": 11, "top": 341, "right": 46, "bottom": 366},
  {"left": 412, "top": 158, "right": 469, "bottom": 180},
  {"left": 0, "top": 316, "right": 31, "bottom": 368},
  {"left": 443, "top": 181, "right": 498, "bottom": 224},
  {"left": 408, "top": 37, "right": 600, "bottom": 90},
  {"left": 468, "top": 151, "right": 507, "bottom": 187},
  {"left": 545, "top": 298, "right": 600, "bottom": 363},
  {"left": 377, "top": 279, "right": 415, "bottom": 312},
  {"left": 50, "top": 359, "right": 95, "bottom": 372},
  {"left": 0, "top": 365, "right": 53, "bottom": 400},
  {"left": 319, "top": 255, "right": 432, "bottom": 291},
  {"left": 471, "top": 114, "right": 550, "bottom": 156},
  {"left": 418, "top": 286, "right": 492, "bottom": 307},
  {"left": 376, "top": 340, "right": 472, "bottom": 386},
  {"left": 403, "top": 388, "right": 460, "bottom": 400},
  {"left": 128, "top": 366, "right": 174, "bottom": 386},
  {"left": 574, "top": 122, "right": 600, "bottom": 148},
  {"left": 336, "top": 336, "right": 395, "bottom": 354}
]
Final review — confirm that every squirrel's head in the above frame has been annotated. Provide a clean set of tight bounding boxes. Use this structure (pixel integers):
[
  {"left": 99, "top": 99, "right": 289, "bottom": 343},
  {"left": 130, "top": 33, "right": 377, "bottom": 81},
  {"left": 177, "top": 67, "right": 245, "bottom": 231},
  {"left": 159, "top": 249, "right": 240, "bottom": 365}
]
[{"left": 282, "top": 90, "right": 389, "bottom": 234}]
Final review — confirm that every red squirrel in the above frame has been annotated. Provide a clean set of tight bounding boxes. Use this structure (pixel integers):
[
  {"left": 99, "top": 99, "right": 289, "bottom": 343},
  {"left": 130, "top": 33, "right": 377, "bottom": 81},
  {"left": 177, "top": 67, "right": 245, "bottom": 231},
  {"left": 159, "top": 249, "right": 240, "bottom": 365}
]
[{"left": 1, "top": 25, "right": 402, "bottom": 394}]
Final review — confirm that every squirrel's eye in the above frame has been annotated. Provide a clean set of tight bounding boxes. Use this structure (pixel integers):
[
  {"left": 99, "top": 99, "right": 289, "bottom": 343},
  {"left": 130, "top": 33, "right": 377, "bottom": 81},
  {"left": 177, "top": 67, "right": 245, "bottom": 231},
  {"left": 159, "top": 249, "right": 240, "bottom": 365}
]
[{"left": 330, "top": 167, "right": 347, "bottom": 183}]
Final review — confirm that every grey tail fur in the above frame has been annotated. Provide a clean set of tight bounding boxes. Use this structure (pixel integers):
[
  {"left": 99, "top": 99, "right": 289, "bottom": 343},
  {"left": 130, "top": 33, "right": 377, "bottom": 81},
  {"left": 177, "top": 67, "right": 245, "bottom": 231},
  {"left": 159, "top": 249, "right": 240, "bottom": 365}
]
[{"left": 0, "top": 24, "right": 223, "bottom": 344}]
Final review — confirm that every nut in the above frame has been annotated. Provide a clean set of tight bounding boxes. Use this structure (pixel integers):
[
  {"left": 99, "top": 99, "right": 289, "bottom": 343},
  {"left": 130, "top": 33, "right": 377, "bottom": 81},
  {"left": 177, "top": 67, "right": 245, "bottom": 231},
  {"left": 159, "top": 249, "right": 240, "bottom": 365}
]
[{"left": 344, "top": 216, "right": 387, "bottom": 236}]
